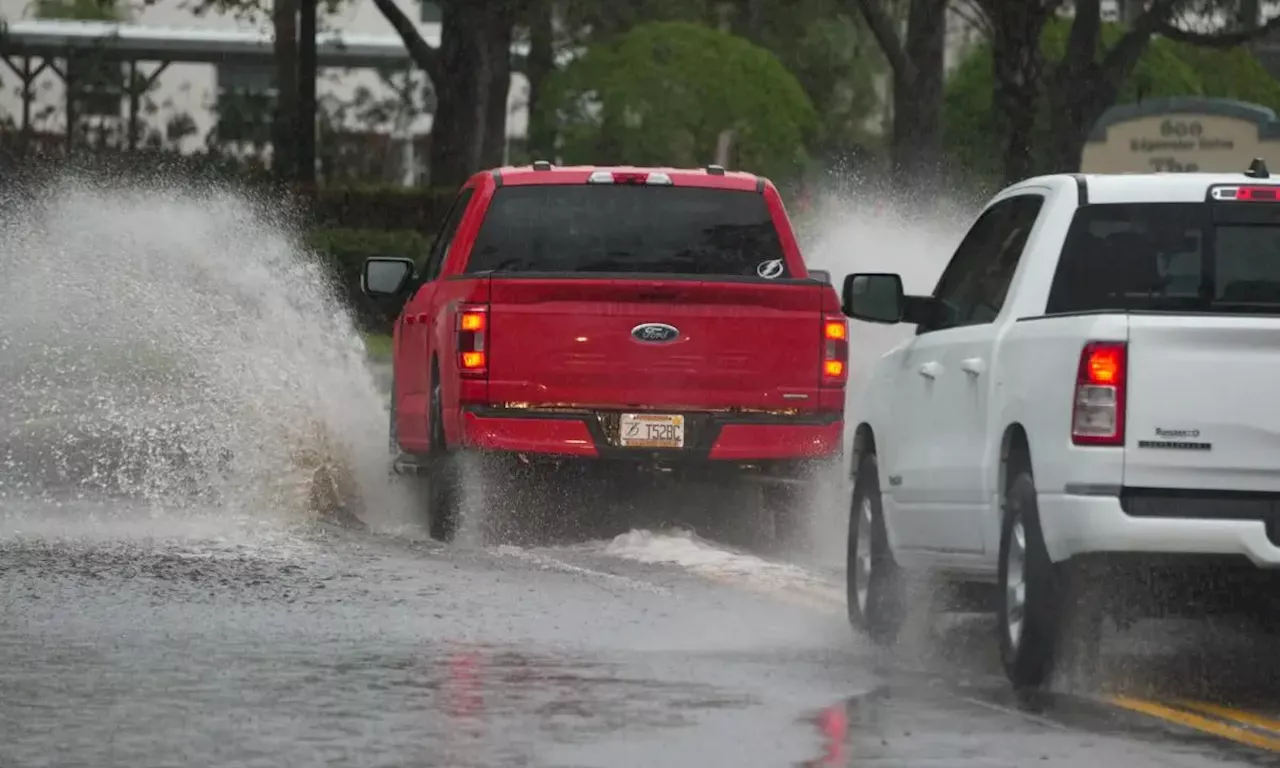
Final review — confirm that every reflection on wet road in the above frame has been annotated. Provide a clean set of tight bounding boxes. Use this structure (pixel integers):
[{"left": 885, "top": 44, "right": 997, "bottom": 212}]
[{"left": 4, "top": 502, "right": 1280, "bottom": 767}]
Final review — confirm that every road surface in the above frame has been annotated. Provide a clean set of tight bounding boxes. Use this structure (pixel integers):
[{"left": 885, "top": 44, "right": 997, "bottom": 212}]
[{"left": 4, "top": 492, "right": 1280, "bottom": 768}]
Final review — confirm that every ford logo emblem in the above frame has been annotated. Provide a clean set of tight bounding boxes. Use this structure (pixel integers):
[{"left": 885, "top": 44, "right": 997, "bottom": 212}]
[{"left": 631, "top": 323, "right": 680, "bottom": 343}]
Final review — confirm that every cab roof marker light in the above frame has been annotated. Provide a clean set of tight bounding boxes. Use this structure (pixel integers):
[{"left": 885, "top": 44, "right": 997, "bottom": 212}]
[
  {"left": 646, "top": 172, "right": 673, "bottom": 185},
  {"left": 1210, "top": 185, "right": 1280, "bottom": 201},
  {"left": 587, "top": 170, "right": 615, "bottom": 184}
]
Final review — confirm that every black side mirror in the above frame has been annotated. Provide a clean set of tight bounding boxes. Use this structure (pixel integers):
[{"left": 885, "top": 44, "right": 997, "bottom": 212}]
[
  {"left": 362, "top": 257, "right": 415, "bottom": 298},
  {"left": 841, "top": 272, "right": 905, "bottom": 324},
  {"left": 808, "top": 269, "right": 831, "bottom": 284}
]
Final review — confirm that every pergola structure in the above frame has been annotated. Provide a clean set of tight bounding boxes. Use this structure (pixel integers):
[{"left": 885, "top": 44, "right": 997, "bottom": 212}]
[{"left": 0, "top": 19, "right": 528, "bottom": 150}]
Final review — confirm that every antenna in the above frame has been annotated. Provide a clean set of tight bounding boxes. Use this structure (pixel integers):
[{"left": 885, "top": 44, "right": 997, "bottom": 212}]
[{"left": 1246, "top": 157, "right": 1270, "bottom": 179}]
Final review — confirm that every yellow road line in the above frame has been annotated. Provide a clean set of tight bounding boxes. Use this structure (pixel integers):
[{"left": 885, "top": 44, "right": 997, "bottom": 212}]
[
  {"left": 1174, "top": 699, "right": 1280, "bottom": 736},
  {"left": 1108, "top": 695, "right": 1280, "bottom": 753}
]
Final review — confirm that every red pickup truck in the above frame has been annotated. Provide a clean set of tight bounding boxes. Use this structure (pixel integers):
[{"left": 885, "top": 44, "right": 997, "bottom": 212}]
[{"left": 361, "top": 163, "right": 847, "bottom": 541}]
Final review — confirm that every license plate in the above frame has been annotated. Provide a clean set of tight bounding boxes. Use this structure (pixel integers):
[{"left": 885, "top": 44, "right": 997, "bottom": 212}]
[{"left": 619, "top": 413, "right": 685, "bottom": 449}]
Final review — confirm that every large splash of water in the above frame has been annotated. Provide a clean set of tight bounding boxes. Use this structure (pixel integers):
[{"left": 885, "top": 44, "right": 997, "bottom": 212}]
[
  {"left": 0, "top": 177, "right": 405, "bottom": 529},
  {"left": 792, "top": 184, "right": 978, "bottom": 566}
]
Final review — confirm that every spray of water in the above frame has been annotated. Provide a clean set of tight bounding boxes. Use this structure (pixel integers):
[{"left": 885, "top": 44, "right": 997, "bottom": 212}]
[
  {"left": 791, "top": 183, "right": 977, "bottom": 568},
  {"left": 0, "top": 176, "right": 409, "bottom": 534}
]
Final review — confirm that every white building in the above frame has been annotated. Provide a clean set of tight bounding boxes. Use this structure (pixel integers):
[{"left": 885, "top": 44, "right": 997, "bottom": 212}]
[{"left": 0, "top": 0, "right": 532, "bottom": 181}]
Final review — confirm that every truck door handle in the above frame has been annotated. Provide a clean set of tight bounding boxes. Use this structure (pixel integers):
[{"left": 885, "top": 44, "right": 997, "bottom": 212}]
[
  {"left": 918, "top": 361, "right": 943, "bottom": 379},
  {"left": 961, "top": 357, "right": 985, "bottom": 376}
]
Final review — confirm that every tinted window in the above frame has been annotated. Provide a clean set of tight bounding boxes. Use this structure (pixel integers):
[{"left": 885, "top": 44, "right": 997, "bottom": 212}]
[
  {"left": 464, "top": 186, "right": 788, "bottom": 277},
  {"left": 923, "top": 194, "right": 1044, "bottom": 332},
  {"left": 421, "top": 188, "right": 474, "bottom": 281},
  {"left": 1045, "top": 203, "right": 1280, "bottom": 314}
]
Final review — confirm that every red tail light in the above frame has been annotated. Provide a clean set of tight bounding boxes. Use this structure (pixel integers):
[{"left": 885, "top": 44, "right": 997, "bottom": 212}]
[
  {"left": 1072, "top": 341, "right": 1126, "bottom": 445},
  {"left": 457, "top": 304, "right": 489, "bottom": 377},
  {"left": 821, "top": 315, "right": 848, "bottom": 386}
]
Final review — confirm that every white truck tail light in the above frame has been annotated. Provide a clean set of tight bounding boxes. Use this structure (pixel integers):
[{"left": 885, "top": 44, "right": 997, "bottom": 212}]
[
  {"left": 457, "top": 304, "right": 489, "bottom": 378},
  {"left": 1072, "top": 341, "right": 1126, "bottom": 446}
]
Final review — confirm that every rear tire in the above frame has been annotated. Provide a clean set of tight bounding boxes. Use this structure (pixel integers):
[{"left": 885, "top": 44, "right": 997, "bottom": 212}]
[
  {"left": 847, "top": 452, "right": 904, "bottom": 646},
  {"left": 997, "top": 470, "right": 1066, "bottom": 689},
  {"left": 426, "top": 367, "right": 462, "bottom": 542}
]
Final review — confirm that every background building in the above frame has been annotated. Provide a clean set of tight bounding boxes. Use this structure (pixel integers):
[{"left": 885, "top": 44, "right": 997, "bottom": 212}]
[{"left": 0, "top": 0, "right": 531, "bottom": 182}]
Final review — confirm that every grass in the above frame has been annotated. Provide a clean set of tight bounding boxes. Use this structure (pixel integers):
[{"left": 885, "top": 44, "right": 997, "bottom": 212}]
[{"left": 362, "top": 333, "right": 393, "bottom": 362}]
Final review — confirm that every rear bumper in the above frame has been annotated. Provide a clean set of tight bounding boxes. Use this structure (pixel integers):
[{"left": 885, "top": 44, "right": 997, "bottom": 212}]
[
  {"left": 1039, "top": 489, "right": 1280, "bottom": 568},
  {"left": 458, "top": 405, "right": 842, "bottom": 470}
]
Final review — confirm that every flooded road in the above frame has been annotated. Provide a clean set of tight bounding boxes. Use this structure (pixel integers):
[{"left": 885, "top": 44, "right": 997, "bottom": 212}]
[{"left": 4, "top": 502, "right": 1279, "bottom": 768}]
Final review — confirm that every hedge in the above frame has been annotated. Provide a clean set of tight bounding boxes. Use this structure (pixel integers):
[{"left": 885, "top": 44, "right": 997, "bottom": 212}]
[
  {"left": 307, "top": 228, "right": 434, "bottom": 333},
  {"left": 309, "top": 185, "right": 458, "bottom": 234}
]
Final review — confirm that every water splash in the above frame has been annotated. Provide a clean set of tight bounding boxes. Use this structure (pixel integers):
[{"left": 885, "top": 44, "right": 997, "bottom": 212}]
[
  {"left": 0, "top": 176, "right": 405, "bottom": 528},
  {"left": 793, "top": 183, "right": 977, "bottom": 567}
]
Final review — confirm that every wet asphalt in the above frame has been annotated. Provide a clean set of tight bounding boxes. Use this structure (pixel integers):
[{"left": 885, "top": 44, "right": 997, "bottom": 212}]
[{"left": 1, "top": 365, "right": 1279, "bottom": 767}]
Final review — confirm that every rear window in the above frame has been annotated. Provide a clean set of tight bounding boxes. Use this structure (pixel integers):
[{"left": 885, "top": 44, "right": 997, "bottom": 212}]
[
  {"left": 1046, "top": 202, "right": 1280, "bottom": 315},
  {"left": 463, "top": 185, "right": 790, "bottom": 278}
]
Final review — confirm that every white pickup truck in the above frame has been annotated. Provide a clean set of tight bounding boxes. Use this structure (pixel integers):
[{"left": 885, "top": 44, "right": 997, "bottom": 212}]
[{"left": 840, "top": 162, "right": 1280, "bottom": 690}]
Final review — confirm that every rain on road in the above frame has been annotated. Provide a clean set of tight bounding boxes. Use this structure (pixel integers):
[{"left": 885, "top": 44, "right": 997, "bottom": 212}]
[{"left": 4, "top": 489, "right": 1280, "bottom": 767}]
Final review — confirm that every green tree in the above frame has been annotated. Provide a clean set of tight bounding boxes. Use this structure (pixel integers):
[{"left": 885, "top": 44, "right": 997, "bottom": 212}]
[
  {"left": 944, "top": 17, "right": 1280, "bottom": 190},
  {"left": 539, "top": 20, "right": 816, "bottom": 181},
  {"left": 966, "top": 0, "right": 1280, "bottom": 184},
  {"left": 521, "top": 0, "right": 882, "bottom": 176},
  {"left": 718, "top": 0, "right": 885, "bottom": 172}
]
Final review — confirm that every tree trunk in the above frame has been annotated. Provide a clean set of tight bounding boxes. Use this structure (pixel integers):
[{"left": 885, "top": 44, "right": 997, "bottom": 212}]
[
  {"left": 988, "top": 3, "right": 1053, "bottom": 184},
  {"left": 891, "top": 0, "right": 946, "bottom": 183},
  {"left": 429, "top": 1, "right": 516, "bottom": 187},
  {"left": 523, "top": 3, "right": 556, "bottom": 161},
  {"left": 1042, "top": 0, "right": 1150, "bottom": 174},
  {"left": 271, "top": 0, "right": 298, "bottom": 182},
  {"left": 1238, "top": 0, "right": 1261, "bottom": 30},
  {"left": 481, "top": 27, "right": 512, "bottom": 167},
  {"left": 1044, "top": 85, "right": 1107, "bottom": 174},
  {"left": 296, "top": 0, "right": 317, "bottom": 185}
]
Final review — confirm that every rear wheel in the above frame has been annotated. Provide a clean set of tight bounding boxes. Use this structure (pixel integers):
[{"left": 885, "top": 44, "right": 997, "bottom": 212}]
[
  {"left": 426, "top": 368, "right": 462, "bottom": 542},
  {"left": 847, "top": 452, "right": 904, "bottom": 646},
  {"left": 997, "top": 470, "right": 1097, "bottom": 689}
]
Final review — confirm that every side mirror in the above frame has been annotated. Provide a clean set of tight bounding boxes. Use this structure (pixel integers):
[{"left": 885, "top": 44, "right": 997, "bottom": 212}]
[
  {"left": 808, "top": 269, "right": 831, "bottom": 284},
  {"left": 842, "top": 272, "right": 905, "bottom": 324},
  {"left": 362, "top": 257, "right": 415, "bottom": 298}
]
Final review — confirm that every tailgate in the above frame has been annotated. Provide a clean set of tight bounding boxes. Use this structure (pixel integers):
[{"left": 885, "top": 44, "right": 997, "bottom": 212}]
[
  {"left": 1126, "top": 315, "right": 1280, "bottom": 492},
  {"left": 485, "top": 277, "right": 826, "bottom": 410}
]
